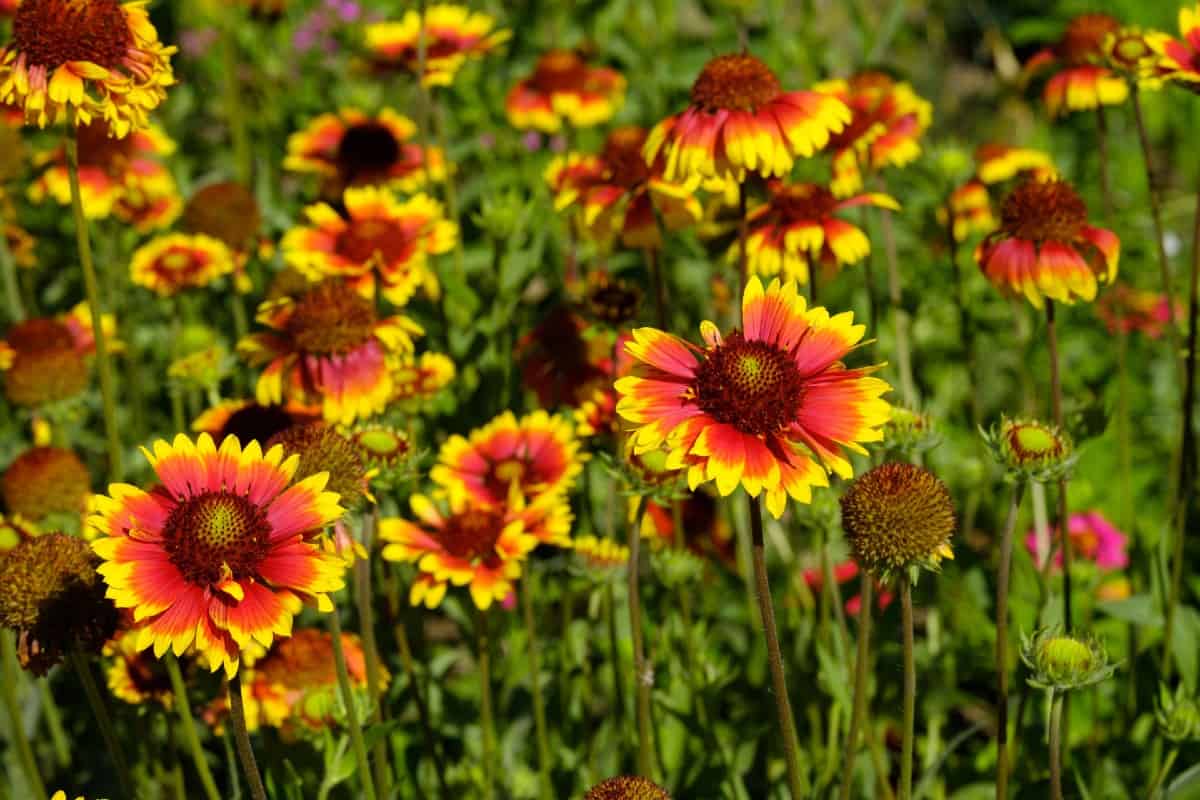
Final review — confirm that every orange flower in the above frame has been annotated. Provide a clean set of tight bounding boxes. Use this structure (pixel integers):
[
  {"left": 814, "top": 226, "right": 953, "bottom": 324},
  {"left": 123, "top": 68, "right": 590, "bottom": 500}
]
[
  {"left": 192, "top": 399, "right": 321, "bottom": 448},
  {"left": 645, "top": 53, "right": 850, "bottom": 182},
  {"left": 973, "top": 143, "right": 1056, "bottom": 185},
  {"left": 1024, "top": 14, "right": 1129, "bottom": 115},
  {"left": 1096, "top": 284, "right": 1178, "bottom": 338},
  {"left": 516, "top": 306, "right": 614, "bottom": 408},
  {"left": 506, "top": 49, "right": 624, "bottom": 133},
  {"left": 130, "top": 233, "right": 237, "bottom": 296},
  {"left": 391, "top": 351, "right": 455, "bottom": 408},
  {"left": 1148, "top": 5, "right": 1200, "bottom": 90},
  {"left": 943, "top": 181, "right": 995, "bottom": 243},
  {"left": 105, "top": 627, "right": 174, "bottom": 707},
  {"left": 616, "top": 277, "right": 890, "bottom": 518},
  {"left": 363, "top": 4, "right": 509, "bottom": 87},
  {"left": 975, "top": 178, "right": 1119, "bottom": 308}
]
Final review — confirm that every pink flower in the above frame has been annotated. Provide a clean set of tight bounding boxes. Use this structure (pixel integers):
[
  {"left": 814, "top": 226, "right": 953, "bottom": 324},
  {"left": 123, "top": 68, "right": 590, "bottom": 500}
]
[{"left": 1025, "top": 510, "right": 1128, "bottom": 571}]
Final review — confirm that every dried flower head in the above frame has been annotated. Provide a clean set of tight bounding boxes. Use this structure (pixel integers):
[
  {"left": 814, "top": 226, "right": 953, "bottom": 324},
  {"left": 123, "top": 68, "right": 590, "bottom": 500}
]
[
  {"left": 268, "top": 423, "right": 369, "bottom": 510},
  {"left": 183, "top": 181, "right": 262, "bottom": 252},
  {"left": 1021, "top": 628, "right": 1116, "bottom": 692},
  {"left": 2, "top": 318, "right": 89, "bottom": 407},
  {"left": 584, "top": 776, "right": 671, "bottom": 800},
  {"left": 2, "top": 446, "right": 90, "bottom": 521}
]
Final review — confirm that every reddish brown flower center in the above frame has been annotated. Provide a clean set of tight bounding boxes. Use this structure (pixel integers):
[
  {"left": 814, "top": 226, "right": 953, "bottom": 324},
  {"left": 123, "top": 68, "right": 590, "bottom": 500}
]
[
  {"left": 692, "top": 331, "right": 804, "bottom": 436},
  {"left": 772, "top": 183, "right": 838, "bottom": 221},
  {"left": 528, "top": 49, "right": 590, "bottom": 93},
  {"left": 1060, "top": 13, "right": 1120, "bottom": 64},
  {"left": 587, "top": 277, "right": 641, "bottom": 325},
  {"left": 336, "top": 217, "right": 416, "bottom": 265},
  {"left": 259, "top": 630, "right": 337, "bottom": 688},
  {"left": 437, "top": 508, "right": 505, "bottom": 561},
  {"left": 690, "top": 53, "right": 781, "bottom": 112},
  {"left": 162, "top": 492, "right": 272, "bottom": 586},
  {"left": 285, "top": 281, "right": 377, "bottom": 355},
  {"left": 1000, "top": 179, "right": 1087, "bottom": 243},
  {"left": 125, "top": 651, "right": 172, "bottom": 698},
  {"left": 184, "top": 182, "right": 262, "bottom": 250},
  {"left": 602, "top": 126, "right": 651, "bottom": 188},
  {"left": 6, "top": 318, "right": 75, "bottom": 354},
  {"left": 336, "top": 123, "right": 402, "bottom": 184},
  {"left": 12, "top": 0, "right": 133, "bottom": 72}
]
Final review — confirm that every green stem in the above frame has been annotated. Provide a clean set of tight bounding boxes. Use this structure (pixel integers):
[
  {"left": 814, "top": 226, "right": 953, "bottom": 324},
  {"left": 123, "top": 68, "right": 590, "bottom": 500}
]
[
  {"left": 737, "top": 184, "right": 749, "bottom": 298},
  {"left": 1094, "top": 106, "right": 1115, "bottom": 223},
  {"left": 394, "top": 614, "right": 449, "bottom": 798},
  {"left": 522, "top": 569, "right": 553, "bottom": 798},
  {"left": 881, "top": 202, "right": 916, "bottom": 406},
  {"left": 329, "top": 606, "right": 378, "bottom": 800},
  {"left": 165, "top": 654, "right": 221, "bottom": 800},
  {"left": 628, "top": 495, "right": 655, "bottom": 779},
  {"left": 221, "top": 17, "right": 252, "bottom": 187},
  {"left": 65, "top": 112, "right": 122, "bottom": 480},
  {"left": 479, "top": 608, "right": 497, "bottom": 800},
  {"left": 1048, "top": 691, "right": 1064, "bottom": 800},
  {"left": 748, "top": 494, "right": 804, "bottom": 798},
  {"left": 1117, "top": 329, "right": 1134, "bottom": 532},
  {"left": 899, "top": 574, "right": 916, "bottom": 800},
  {"left": 70, "top": 649, "right": 134, "bottom": 798},
  {"left": 228, "top": 672, "right": 268, "bottom": 800},
  {"left": 604, "top": 581, "right": 627, "bottom": 742},
  {"left": 2, "top": 634, "right": 46, "bottom": 800},
  {"left": 839, "top": 579, "right": 874, "bottom": 800},
  {"left": 1045, "top": 300, "right": 1073, "bottom": 631},
  {"left": 0, "top": 220, "right": 24, "bottom": 322},
  {"left": 429, "top": 97, "right": 463, "bottom": 280},
  {"left": 37, "top": 678, "right": 70, "bottom": 769},
  {"left": 995, "top": 482, "right": 1027, "bottom": 799},
  {"left": 1145, "top": 745, "right": 1180, "bottom": 800},
  {"left": 355, "top": 514, "right": 389, "bottom": 798}
]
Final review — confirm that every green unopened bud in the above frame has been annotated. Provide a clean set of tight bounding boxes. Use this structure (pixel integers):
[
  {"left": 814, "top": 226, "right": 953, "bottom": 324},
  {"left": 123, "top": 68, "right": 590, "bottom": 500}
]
[
  {"left": 1021, "top": 628, "right": 1115, "bottom": 692},
  {"left": 1157, "top": 683, "right": 1200, "bottom": 742},
  {"left": 651, "top": 545, "right": 705, "bottom": 589},
  {"left": 883, "top": 407, "right": 940, "bottom": 456},
  {"left": 933, "top": 144, "right": 973, "bottom": 184},
  {"left": 983, "top": 416, "right": 1076, "bottom": 483}
]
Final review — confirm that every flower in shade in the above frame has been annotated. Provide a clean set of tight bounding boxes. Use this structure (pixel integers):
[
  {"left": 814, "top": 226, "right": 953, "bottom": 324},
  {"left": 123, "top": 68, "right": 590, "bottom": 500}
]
[
  {"left": 0, "top": 532, "right": 120, "bottom": 675},
  {"left": 0, "top": 0, "right": 176, "bottom": 135},
  {"left": 516, "top": 306, "right": 614, "bottom": 408},
  {"left": 1148, "top": 6, "right": 1200, "bottom": 90},
  {"left": 283, "top": 187, "right": 456, "bottom": 307},
  {"left": 267, "top": 423, "right": 370, "bottom": 511},
  {"left": 640, "top": 488, "right": 736, "bottom": 568},
  {"left": 29, "top": 119, "right": 180, "bottom": 229},
  {"left": 238, "top": 280, "right": 423, "bottom": 424},
  {"left": 431, "top": 410, "right": 582, "bottom": 507},
  {"left": 840, "top": 462, "right": 956, "bottom": 579},
  {"left": 284, "top": 108, "right": 447, "bottom": 194},
  {"left": 3, "top": 221, "right": 36, "bottom": 268},
  {"left": 645, "top": 53, "right": 851, "bottom": 183},
  {"left": 379, "top": 491, "right": 570, "bottom": 609},
  {"left": 193, "top": 399, "right": 321, "bottom": 448},
  {"left": 1024, "top": 14, "right": 1129, "bottom": 115},
  {"left": 547, "top": 126, "right": 701, "bottom": 250},
  {"left": 104, "top": 627, "right": 173, "bottom": 707},
  {"left": 182, "top": 181, "right": 263, "bottom": 256},
  {"left": 1025, "top": 510, "right": 1129, "bottom": 571},
  {"left": 975, "top": 178, "right": 1119, "bottom": 308},
  {"left": 391, "top": 351, "right": 455, "bottom": 409},
  {"left": 2, "top": 446, "right": 90, "bottom": 521},
  {"left": 1, "top": 318, "right": 89, "bottom": 407},
  {"left": 737, "top": 180, "right": 899, "bottom": 285},
  {"left": 363, "top": 4, "right": 510, "bottom": 87},
  {"left": 89, "top": 433, "right": 347, "bottom": 676},
  {"left": 815, "top": 73, "right": 932, "bottom": 197},
  {"left": 1096, "top": 284, "right": 1179, "bottom": 337},
  {"left": 0, "top": 513, "right": 40, "bottom": 554},
  {"left": 973, "top": 143, "right": 1056, "bottom": 185},
  {"left": 585, "top": 776, "right": 671, "bottom": 800},
  {"left": 130, "top": 233, "right": 237, "bottom": 296},
  {"left": 506, "top": 49, "right": 625, "bottom": 133},
  {"left": 616, "top": 277, "right": 890, "bottom": 518}
]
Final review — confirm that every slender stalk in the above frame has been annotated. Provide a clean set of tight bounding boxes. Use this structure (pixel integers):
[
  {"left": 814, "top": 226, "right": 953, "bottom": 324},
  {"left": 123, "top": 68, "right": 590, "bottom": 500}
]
[
  {"left": 645, "top": 247, "right": 667, "bottom": 329},
  {"left": 1045, "top": 300, "right": 1073, "bottom": 631},
  {"left": 430, "top": 99, "right": 464, "bottom": 280},
  {"left": 65, "top": 113, "right": 121, "bottom": 480},
  {"left": 70, "top": 649, "right": 134, "bottom": 798},
  {"left": 737, "top": 183, "right": 749, "bottom": 297},
  {"left": 228, "top": 672, "right": 268, "bottom": 800},
  {"left": 329, "top": 606, "right": 378, "bottom": 800},
  {"left": 394, "top": 615, "right": 449, "bottom": 798},
  {"left": 839, "top": 580, "right": 874, "bottom": 800},
  {"left": 522, "top": 569, "right": 554, "bottom": 798},
  {"left": 628, "top": 495, "right": 656, "bottom": 778},
  {"left": 2, "top": 634, "right": 46, "bottom": 800},
  {"left": 1094, "top": 106, "right": 1115, "bottom": 222},
  {"left": 37, "top": 678, "right": 70, "bottom": 769},
  {"left": 899, "top": 574, "right": 916, "bottom": 800},
  {"left": 1117, "top": 329, "right": 1134, "bottom": 532},
  {"left": 165, "top": 654, "right": 221, "bottom": 800},
  {"left": 1048, "top": 691, "right": 1065, "bottom": 800},
  {"left": 604, "top": 581, "right": 627, "bottom": 739},
  {"left": 881, "top": 202, "right": 916, "bottom": 406},
  {"left": 355, "top": 514, "right": 390, "bottom": 798},
  {"left": 1145, "top": 745, "right": 1180, "bottom": 800},
  {"left": 0, "top": 221, "right": 24, "bottom": 322},
  {"left": 748, "top": 494, "right": 804, "bottom": 798},
  {"left": 220, "top": 16, "right": 252, "bottom": 187},
  {"left": 478, "top": 608, "right": 497, "bottom": 800},
  {"left": 946, "top": 208, "right": 984, "bottom": 534},
  {"left": 995, "top": 481, "right": 1027, "bottom": 798}
]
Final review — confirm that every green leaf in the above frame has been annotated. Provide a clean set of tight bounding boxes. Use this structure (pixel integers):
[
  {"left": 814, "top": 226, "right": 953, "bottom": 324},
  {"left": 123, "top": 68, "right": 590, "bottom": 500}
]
[{"left": 1098, "top": 595, "right": 1164, "bottom": 628}]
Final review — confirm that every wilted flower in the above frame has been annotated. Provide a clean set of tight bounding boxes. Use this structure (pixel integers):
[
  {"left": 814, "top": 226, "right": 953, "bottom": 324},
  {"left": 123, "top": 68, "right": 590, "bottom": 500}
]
[
  {"left": 1021, "top": 628, "right": 1116, "bottom": 691},
  {"left": 506, "top": 49, "right": 625, "bottom": 133}
]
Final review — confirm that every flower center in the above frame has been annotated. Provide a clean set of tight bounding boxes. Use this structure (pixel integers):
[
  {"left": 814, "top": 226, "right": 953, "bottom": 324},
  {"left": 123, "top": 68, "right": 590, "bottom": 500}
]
[
  {"left": 1108, "top": 31, "right": 1151, "bottom": 69},
  {"left": 161, "top": 492, "right": 272, "bottom": 586},
  {"left": 1061, "top": 13, "right": 1120, "bottom": 64},
  {"left": 437, "top": 509, "right": 505, "bottom": 561},
  {"left": 184, "top": 182, "right": 262, "bottom": 250},
  {"left": 75, "top": 119, "right": 134, "bottom": 171},
  {"left": 336, "top": 123, "right": 402, "bottom": 184},
  {"left": 335, "top": 217, "right": 416, "bottom": 265},
  {"left": 602, "top": 126, "right": 651, "bottom": 188},
  {"left": 12, "top": 0, "right": 133, "bottom": 72},
  {"left": 528, "top": 49, "right": 590, "bottom": 93},
  {"left": 1039, "top": 636, "right": 1093, "bottom": 675},
  {"left": 772, "top": 183, "right": 838, "bottom": 221},
  {"left": 692, "top": 331, "right": 804, "bottom": 436},
  {"left": 285, "top": 281, "right": 377, "bottom": 355},
  {"left": 1000, "top": 179, "right": 1086, "bottom": 243},
  {"left": 220, "top": 403, "right": 297, "bottom": 446},
  {"left": 6, "top": 318, "right": 75, "bottom": 353},
  {"left": 690, "top": 53, "right": 781, "bottom": 112},
  {"left": 1011, "top": 424, "right": 1060, "bottom": 458}
]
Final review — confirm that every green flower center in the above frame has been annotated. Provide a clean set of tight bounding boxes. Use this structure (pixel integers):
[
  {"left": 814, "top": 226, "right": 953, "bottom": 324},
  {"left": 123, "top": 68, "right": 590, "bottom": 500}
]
[
  {"left": 1039, "top": 636, "right": 1093, "bottom": 677},
  {"left": 162, "top": 492, "right": 272, "bottom": 586}
]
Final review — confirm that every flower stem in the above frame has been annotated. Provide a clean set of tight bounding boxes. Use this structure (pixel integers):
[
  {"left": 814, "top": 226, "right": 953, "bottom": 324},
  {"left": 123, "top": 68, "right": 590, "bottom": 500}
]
[
  {"left": 164, "top": 653, "right": 221, "bottom": 800},
  {"left": 839, "top": 580, "right": 874, "bottom": 800},
  {"left": 1044, "top": 299, "right": 1073, "bottom": 631},
  {"left": 393, "top": 613, "right": 449, "bottom": 798},
  {"left": 881, "top": 202, "right": 916, "bottom": 406},
  {"left": 220, "top": 15, "right": 252, "bottom": 188},
  {"left": 995, "top": 481, "right": 1027, "bottom": 798},
  {"left": 748, "top": 494, "right": 804, "bottom": 798},
  {"left": 737, "top": 183, "right": 749, "bottom": 297},
  {"left": 2, "top": 634, "right": 46, "bottom": 800},
  {"left": 329, "top": 606, "right": 378, "bottom": 800},
  {"left": 645, "top": 247, "right": 667, "bottom": 329},
  {"left": 1094, "top": 106, "right": 1115, "bottom": 222},
  {"left": 522, "top": 568, "right": 554, "bottom": 798},
  {"left": 604, "top": 580, "right": 627, "bottom": 740},
  {"left": 65, "top": 113, "right": 122, "bottom": 480},
  {"left": 1048, "top": 691, "right": 1065, "bottom": 800},
  {"left": 628, "top": 495, "right": 656, "bottom": 778},
  {"left": 899, "top": 574, "right": 916, "bottom": 800},
  {"left": 0, "top": 220, "right": 24, "bottom": 323},
  {"left": 478, "top": 607, "right": 497, "bottom": 800},
  {"left": 37, "top": 678, "right": 70, "bottom": 769},
  {"left": 1144, "top": 744, "right": 1180, "bottom": 800},
  {"left": 355, "top": 513, "right": 390, "bottom": 797},
  {"left": 70, "top": 648, "right": 134, "bottom": 799},
  {"left": 228, "top": 671, "right": 268, "bottom": 800}
]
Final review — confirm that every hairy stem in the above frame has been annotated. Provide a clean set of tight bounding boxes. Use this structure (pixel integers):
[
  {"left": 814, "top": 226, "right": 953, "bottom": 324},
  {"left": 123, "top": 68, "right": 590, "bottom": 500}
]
[
  {"left": 995, "top": 482, "right": 1027, "bottom": 798},
  {"left": 228, "top": 671, "right": 268, "bottom": 800},
  {"left": 899, "top": 575, "right": 916, "bottom": 800},
  {"left": 1048, "top": 691, "right": 1065, "bottom": 800}
]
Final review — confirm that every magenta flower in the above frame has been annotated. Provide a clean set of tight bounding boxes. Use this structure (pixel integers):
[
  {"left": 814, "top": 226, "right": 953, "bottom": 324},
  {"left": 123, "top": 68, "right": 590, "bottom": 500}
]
[{"left": 1025, "top": 510, "right": 1129, "bottom": 571}]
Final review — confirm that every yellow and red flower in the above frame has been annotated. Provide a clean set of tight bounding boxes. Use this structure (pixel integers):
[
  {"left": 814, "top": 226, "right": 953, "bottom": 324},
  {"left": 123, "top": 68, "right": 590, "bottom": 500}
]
[
  {"left": 1148, "top": 5, "right": 1200, "bottom": 90},
  {"left": 615, "top": 276, "right": 891, "bottom": 518},
  {"left": 380, "top": 491, "right": 570, "bottom": 609},
  {"left": 130, "top": 233, "right": 237, "bottom": 296},
  {"left": 238, "top": 280, "right": 424, "bottom": 425},
  {"left": 283, "top": 187, "right": 456, "bottom": 307},
  {"left": 1024, "top": 14, "right": 1129, "bottom": 115},
  {"left": 645, "top": 53, "right": 851, "bottom": 183},
  {"left": 391, "top": 351, "right": 455, "bottom": 408},
  {"left": 737, "top": 180, "right": 899, "bottom": 285},
  {"left": 363, "top": 4, "right": 510, "bottom": 87},
  {"left": 29, "top": 119, "right": 179, "bottom": 228},
  {"left": 431, "top": 410, "right": 583, "bottom": 507},
  {"left": 59, "top": 300, "right": 121, "bottom": 357},
  {"left": 974, "top": 143, "right": 1056, "bottom": 185},
  {"left": 0, "top": 0, "right": 175, "bottom": 135},
  {"left": 943, "top": 181, "right": 996, "bottom": 243},
  {"left": 641, "top": 488, "right": 736, "bottom": 567},
  {"left": 547, "top": 126, "right": 701, "bottom": 250},
  {"left": 1096, "top": 284, "right": 1179, "bottom": 338},
  {"left": 284, "top": 108, "right": 447, "bottom": 194},
  {"left": 193, "top": 399, "right": 321, "bottom": 447},
  {"left": 1103, "top": 27, "right": 1163, "bottom": 84},
  {"left": 89, "top": 433, "right": 347, "bottom": 676},
  {"left": 506, "top": 49, "right": 625, "bottom": 133},
  {"left": 814, "top": 72, "right": 932, "bottom": 197},
  {"left": 1, "top": 317, "right": 89, "bottom": 407},
  {"left": 516, "top": 306, "right": 614, "bottom": 408},
  {"left": 104, "top": 627, "right": 173, "bottom": 707},
  {"left": 975, "top": 177, "right": 1119, "bottom": 308}
]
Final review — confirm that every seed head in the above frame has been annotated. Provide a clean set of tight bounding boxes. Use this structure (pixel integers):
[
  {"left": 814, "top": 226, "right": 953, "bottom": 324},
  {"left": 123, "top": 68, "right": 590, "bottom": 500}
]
[
  {"left": 584, "top": 776, "right": 672, "bottom": 800},
  {"left": 268, "top": 423, "right": 368, "bottom": 510}
]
